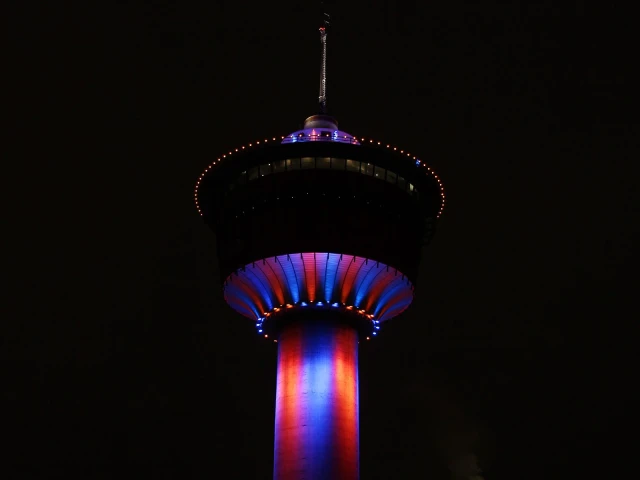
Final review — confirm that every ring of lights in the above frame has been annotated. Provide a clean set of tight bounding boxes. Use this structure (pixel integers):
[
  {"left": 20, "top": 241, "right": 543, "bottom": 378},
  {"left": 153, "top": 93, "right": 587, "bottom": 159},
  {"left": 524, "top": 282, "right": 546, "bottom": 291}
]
[
  {"left": 258, "top": 307, "right": 381, "bottom": 340},
  {"left": 194, "top": 134, "right": 445, "bottom": 219}
]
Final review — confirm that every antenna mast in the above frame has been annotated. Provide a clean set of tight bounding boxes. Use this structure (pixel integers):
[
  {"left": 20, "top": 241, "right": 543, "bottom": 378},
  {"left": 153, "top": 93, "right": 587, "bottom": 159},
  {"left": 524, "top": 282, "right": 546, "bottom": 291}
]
[{"left": 318, "top": 6, "right": 330, "bottom": 114}]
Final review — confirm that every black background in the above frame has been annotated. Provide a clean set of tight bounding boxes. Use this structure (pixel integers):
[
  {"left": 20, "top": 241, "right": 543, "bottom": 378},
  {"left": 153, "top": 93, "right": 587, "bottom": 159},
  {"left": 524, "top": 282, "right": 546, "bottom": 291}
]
[{"left": 6, "top": 1, "right": 638, "bottom": 478}]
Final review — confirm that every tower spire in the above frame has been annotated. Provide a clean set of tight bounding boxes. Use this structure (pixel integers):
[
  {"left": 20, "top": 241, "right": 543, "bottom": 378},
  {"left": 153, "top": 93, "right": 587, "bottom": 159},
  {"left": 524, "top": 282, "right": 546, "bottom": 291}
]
[{"left": 318, "top": 5, "right": 330, "bottom": 114}]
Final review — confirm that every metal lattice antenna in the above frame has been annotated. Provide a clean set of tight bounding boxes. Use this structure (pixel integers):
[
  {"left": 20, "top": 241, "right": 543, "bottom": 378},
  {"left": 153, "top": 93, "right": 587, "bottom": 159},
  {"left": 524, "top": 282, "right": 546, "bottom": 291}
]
[{"left": 318, "top": 7, "right": 330, "bottom": 114}]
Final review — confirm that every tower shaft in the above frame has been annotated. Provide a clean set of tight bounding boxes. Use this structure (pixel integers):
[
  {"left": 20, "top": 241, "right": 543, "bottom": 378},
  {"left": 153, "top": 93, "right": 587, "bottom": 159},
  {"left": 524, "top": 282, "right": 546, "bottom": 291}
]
[{"left": 273, "top": 321, "right": 359, "bottom": 480}]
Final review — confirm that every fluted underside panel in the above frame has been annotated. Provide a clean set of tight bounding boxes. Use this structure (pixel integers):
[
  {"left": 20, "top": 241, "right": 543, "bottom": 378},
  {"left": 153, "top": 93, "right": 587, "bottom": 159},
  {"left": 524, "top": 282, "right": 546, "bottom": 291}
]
[
  {"left": 223, "top": 252, "right": 414, "bottom": 322},
  {"left": 274, "top": 322, "right": 359, "bottom": 480}
]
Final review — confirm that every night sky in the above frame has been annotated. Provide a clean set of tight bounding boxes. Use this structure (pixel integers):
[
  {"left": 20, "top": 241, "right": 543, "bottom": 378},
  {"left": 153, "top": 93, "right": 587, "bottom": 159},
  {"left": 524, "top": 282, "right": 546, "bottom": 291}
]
[{"left": 8, "top": 1, "right": 638, "bottom": 478}]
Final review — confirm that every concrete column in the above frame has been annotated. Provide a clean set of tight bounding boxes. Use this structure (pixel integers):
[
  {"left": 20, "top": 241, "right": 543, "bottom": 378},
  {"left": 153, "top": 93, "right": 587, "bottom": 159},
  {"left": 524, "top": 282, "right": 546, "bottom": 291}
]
[{"left": 273, "top": 321, "right": 359, "bottom": 480}]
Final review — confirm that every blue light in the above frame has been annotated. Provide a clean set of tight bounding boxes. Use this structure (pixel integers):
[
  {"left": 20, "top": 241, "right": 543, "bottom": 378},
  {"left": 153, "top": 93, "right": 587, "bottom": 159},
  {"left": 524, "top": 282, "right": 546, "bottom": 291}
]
[
  {"left": 303, "top": 327, "right": 334, "bottom": 468},
  {"left": 375, "top": 326, "right": 380, "bottom": 330},
  {"left": 331, "top": 302, "right": 339, "bottom": 307},
  {"left": 316, "top": 302, "right": 323, "bottom": 306},
  {"left": 353, "top": 259, "right": 378, "bottom": 307},
  {"left": 281, "top": 128, "right": 361, "bottom": 145},
  {"left": 415, "top": 160, "right": 421, "bottom": 166},
  {"left": 258, "top": 329, "right": 263, "bottom": 333},
  {"left": 372, "top": 331, "right": 377, "bottom": 336},
  {"left": 246, "top": 264, "right": 275, "bottom": 311},
  {"left": 301, "top": 301, "right": 308, "bottom": 307},
  {"left": 279, "top": 256, "right": 301, "bottom": 304},
  {"left": 373, "top": 280, "right": 410, "bottom": 320},
  {"left": 324, "top": 253, "right": 340, "bottom": 302}
]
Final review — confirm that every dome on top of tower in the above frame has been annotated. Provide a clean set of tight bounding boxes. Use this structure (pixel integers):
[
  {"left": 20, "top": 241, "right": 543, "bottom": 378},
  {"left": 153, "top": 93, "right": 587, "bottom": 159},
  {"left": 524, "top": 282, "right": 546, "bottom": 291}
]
[{"left": 281, "top": 115, "right": 360, "bottom": 145}]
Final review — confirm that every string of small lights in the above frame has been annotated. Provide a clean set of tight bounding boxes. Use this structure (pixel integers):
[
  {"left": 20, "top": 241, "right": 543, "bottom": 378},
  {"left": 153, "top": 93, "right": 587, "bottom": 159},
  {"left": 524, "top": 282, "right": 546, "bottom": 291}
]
[
  {"left": 253, "top": 303, "right": 382, "bottom": 342},
  {"left": 194, "top": 135, "right": 446, "bottom": 218}
]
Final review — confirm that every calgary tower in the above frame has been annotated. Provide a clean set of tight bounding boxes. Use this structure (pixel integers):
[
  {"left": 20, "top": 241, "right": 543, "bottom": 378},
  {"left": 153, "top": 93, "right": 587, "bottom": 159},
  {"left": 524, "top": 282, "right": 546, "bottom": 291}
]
[{"left": 194, "top": 10, "right": 446, "bottom": 480}]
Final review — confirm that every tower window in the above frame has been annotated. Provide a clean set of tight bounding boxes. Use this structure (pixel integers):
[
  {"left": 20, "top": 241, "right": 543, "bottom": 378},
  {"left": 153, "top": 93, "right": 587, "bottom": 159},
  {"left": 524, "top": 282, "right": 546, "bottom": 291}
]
[
  {"left": 331, "top": 158, "right": 345, "bottom": 170},
  {"left": 386, "top": 170, "right": 397, "bottom": 185},
  {"left": 260, "top": 164, "right": 272, "bottom": 176},
  {"left": 301, "top": 157, "right": 315, "bottom": 169},
  {"left": 273, "top": 160, "right": 286, "bottom": 173},
  {"left": 346, "top": 159, "right": 360, "bottom": 172},
  {"left": 317, "top": 157, "right": 331, "bottom": 169}
]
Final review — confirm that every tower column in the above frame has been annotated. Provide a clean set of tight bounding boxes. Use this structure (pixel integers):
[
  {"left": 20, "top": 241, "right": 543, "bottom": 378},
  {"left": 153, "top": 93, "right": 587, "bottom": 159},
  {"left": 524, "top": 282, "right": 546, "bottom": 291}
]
[{"left": 273, "top": 321, "right": 359, "bottom": 480}]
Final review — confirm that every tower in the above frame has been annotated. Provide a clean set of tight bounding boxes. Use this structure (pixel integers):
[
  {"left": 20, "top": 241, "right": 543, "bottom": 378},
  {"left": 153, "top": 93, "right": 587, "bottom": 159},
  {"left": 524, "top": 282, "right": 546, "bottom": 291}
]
[{"left": 194, "top": 12, "right": 445, "bottom": 480}]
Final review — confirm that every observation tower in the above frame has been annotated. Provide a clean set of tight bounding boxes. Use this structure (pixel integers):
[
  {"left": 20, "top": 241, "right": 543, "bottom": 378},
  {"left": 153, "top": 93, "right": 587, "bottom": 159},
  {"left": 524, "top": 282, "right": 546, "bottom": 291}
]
[{"left": 194, "top": 11, "right": 446, "bottom": 480}]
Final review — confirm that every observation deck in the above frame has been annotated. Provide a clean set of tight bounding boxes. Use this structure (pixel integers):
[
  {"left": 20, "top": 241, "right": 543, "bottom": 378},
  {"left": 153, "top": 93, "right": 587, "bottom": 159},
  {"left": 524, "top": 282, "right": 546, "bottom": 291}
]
[{"left": 195, "top": 119, "right": 445, "bottom": 336}]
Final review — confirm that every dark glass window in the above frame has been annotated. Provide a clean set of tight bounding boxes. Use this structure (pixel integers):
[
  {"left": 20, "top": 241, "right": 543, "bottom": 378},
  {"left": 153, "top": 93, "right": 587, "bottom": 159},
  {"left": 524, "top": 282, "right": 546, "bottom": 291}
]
[
  {"left": 346, "top": 159, "right": 360, "bottom": 172},
  {"left": 374, "top": 166, "right": 385, "bottom": 180},
  {"left": 317, "top": 157, "right": 331, "bottom": 169},
  {"left": 237, "top": 171, "right": 247, "bottom": 185},
  {"left": 361, "top": 163, "right": 374, "bottom": 175},
  {"left": 386, "top": 170, "right": 397, "bottom": 185},
  {"left": 286, "top": 158, "right": 300, "bottom": 170},
  {"left": 331, "top": 158, "right": 345, "bottom": 170},
  {"left": 273, "top": 160, "right": 286, "bottom": 173},
  {"left": 260, "top": 164, "right": 272, "bottom": 176},
  {"left": 397, "top": 175, "right": 406, "bottom": 190},
  {"left": 248, "top": 167, "right": 259, "bottom": 181},
  {"left": 301, "top": 157, "right": 315, "bottom": 169}
]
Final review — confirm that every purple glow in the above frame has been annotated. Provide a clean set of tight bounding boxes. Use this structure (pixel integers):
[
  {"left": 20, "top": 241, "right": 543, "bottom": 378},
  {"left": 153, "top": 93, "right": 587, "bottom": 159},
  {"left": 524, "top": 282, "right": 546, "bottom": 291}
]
[{"left": 281, "top": 128, "right": 360, "bottom": 145}]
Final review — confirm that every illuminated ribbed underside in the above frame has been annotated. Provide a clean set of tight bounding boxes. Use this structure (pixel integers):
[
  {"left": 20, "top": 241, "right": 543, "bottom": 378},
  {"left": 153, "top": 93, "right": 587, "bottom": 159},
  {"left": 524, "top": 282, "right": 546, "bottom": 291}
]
[{"left": 223, "top": 252, "right": 414, "bottom": 322}]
